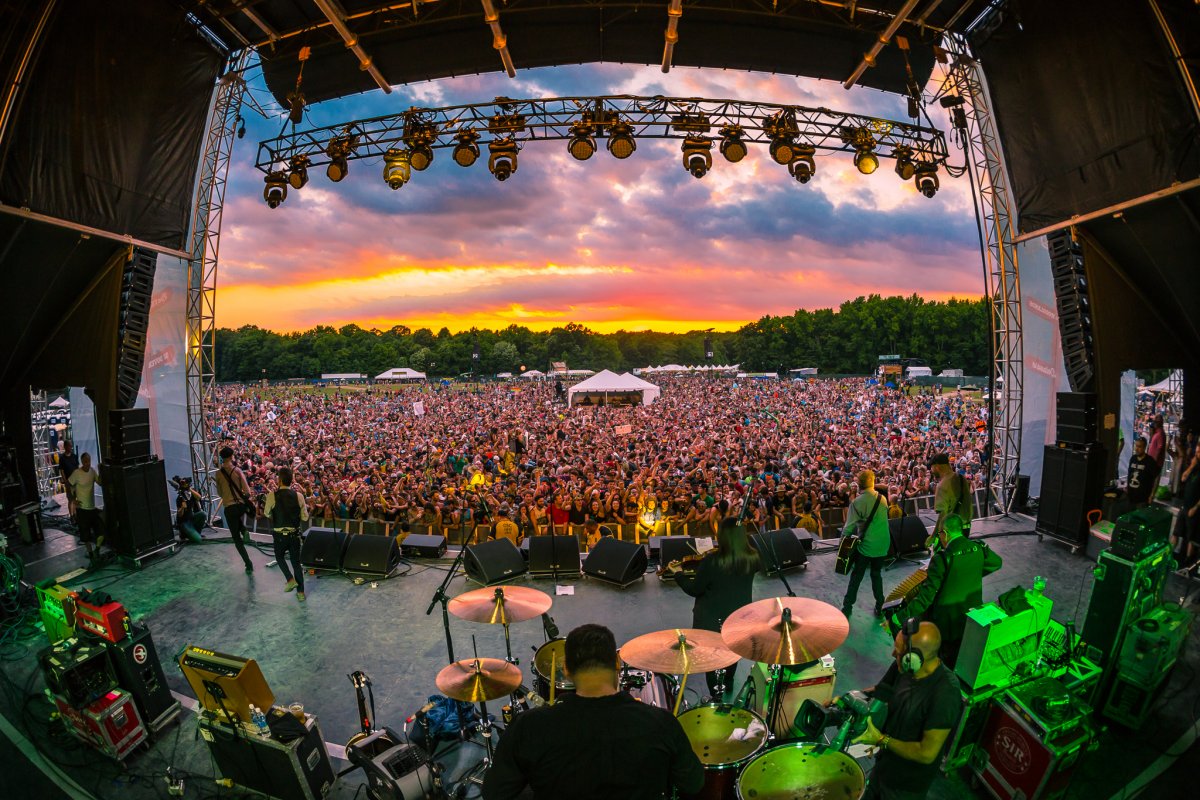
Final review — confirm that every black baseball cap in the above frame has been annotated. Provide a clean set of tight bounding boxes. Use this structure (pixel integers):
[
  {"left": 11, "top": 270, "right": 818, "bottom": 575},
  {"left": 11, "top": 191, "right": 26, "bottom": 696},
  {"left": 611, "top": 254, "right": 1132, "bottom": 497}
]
[{"left": 928, "top": 453, "right": 950, "bottom": 467}]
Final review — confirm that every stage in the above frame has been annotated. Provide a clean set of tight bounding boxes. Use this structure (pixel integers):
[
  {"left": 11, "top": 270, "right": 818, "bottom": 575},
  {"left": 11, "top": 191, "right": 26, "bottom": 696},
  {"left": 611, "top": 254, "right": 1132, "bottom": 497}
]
[{"left": 2, "top": 514, "right": 1197, "bottom": 800}]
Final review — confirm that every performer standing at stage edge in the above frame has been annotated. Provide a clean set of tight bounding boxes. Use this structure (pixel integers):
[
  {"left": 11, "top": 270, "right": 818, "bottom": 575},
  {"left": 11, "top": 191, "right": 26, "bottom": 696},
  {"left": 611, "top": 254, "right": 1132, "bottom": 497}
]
[
  {"left": 667, "top": 518, "right": 762, "bottom": 700},
  {"left": 900, "top": 514, "right": 1002, "bottom": 668},
  {"left": 263, "top": 466, "right": 310, "bottom": 602},
  {"left": 841, "top": 470, "right": 890, "bottom": 619},
  {"left": 213, "top": 446, "right": 255, "bottom": 573},
  {"left": 927, "top": 453, "right": 974, "bottom": 544}
]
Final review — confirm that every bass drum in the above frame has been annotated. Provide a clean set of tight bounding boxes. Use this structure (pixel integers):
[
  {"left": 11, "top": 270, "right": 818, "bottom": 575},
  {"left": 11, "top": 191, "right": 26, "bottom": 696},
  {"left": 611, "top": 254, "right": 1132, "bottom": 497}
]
[
  {"left": 677, "top": 704, "right": 769, "bottom": 800},
  {"left": 736, "top": 743, "right": 865, "bottom": 800},
  {"left": 532, "top": 639, "right": 573, "bottom": 703}
]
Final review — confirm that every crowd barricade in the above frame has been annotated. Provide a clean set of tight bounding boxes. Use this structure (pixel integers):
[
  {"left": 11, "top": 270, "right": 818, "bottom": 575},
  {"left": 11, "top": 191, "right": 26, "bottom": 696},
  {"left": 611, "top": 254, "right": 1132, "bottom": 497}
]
[{"left": 819, "top": 507, "right": 847, "bottom": 538}]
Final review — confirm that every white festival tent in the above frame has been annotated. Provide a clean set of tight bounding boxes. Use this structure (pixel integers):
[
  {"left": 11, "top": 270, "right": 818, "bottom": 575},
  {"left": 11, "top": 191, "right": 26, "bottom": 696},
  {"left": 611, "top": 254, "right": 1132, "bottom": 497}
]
[
  {"left": 519, "top": 370, "right": 545, "bottom": 379},
  {"left": 567, "top": 369, "right": 661, "bottom": 407},
  {"left": 49, "top": 396, "right": 70, "bottom": 408},
  {"left": 1144, "top": 370, "right": 1182, "bottom": 393},
  {"left": 375, "top": 367, "right": 427, "bottom": 381}
]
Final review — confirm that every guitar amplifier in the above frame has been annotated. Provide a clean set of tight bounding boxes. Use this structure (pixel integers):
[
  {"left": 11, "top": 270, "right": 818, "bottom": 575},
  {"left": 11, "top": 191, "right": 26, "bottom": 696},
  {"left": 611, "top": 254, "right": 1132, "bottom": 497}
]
[
  {"left": 74, "top": 596, "right": 130, "bottom": 643},
  {"left": 39, "top": 639, "right": 117, "bottom": 706}
]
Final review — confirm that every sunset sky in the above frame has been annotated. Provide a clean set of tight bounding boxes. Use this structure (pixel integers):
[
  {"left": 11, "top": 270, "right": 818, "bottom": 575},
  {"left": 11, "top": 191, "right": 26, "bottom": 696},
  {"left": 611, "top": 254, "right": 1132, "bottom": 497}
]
[{"left": 217, "top": 62, "right": 982, "bottom": 334}]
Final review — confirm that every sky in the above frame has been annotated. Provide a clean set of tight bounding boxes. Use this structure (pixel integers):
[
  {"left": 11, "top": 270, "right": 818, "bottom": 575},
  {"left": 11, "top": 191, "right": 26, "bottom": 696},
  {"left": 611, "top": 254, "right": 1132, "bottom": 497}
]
[{"left": 217, "top": 61, "right": 982, "bottom": 335}]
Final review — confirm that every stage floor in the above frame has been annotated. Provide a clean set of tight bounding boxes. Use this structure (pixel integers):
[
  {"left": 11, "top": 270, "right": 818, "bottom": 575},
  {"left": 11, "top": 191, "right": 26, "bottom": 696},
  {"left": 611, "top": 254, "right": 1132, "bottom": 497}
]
[{"left": 2, "top": 515, "right": 1197, "bottom": 800}]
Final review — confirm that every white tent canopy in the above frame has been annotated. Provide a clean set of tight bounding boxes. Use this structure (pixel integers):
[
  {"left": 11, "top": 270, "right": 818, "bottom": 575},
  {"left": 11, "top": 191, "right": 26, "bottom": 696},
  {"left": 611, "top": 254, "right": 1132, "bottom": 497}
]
[
  {"left": 567, "top": 369, "right": 661, "bottom": 407},
  {"left": 519, "top": 369, "right": 545, "bottom": 378},
  {"left": 375, "top": 367, "right": 427, "bottom": 381},
  {"left": 49, "top": 396, "right": 70, "bottom": 408},
  {"left": 1144, "top": 370, "right": 1182, "bottom": 393}
]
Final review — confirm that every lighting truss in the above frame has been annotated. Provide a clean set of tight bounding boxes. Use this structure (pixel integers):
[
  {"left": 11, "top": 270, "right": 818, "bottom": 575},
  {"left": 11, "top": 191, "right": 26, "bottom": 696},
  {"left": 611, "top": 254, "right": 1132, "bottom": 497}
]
[
  {"left": 186, "top": 49, "right": 250, "bottom": 514},
  {"left": 254, "top": 95, "right": 949, "bottom": 180},
  {"left": 29, "top": 389, "right": 56, "bottom": 505},
  {"left": 943, "top": 34, "right": 1024, "bottom": 515}
]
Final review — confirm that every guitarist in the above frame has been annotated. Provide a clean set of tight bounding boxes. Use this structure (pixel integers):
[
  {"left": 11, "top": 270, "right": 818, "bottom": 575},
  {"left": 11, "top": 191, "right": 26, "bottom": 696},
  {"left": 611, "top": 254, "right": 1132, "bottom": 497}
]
[
  {"left": 927, "top": 453, "right": 974, "bottom": 545},
  {"left": 840, "top": 471, "right": 890, "bottom": 619}
]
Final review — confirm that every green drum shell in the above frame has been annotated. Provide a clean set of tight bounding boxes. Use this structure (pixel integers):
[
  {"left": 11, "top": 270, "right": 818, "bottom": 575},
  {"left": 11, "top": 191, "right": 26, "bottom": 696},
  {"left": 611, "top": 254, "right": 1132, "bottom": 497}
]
[
  {"left": 736, "top": 743, "right": 865, "bottom": 800},
  {"left": 679, "top": 704, "right": 769, "bottom": 768}
]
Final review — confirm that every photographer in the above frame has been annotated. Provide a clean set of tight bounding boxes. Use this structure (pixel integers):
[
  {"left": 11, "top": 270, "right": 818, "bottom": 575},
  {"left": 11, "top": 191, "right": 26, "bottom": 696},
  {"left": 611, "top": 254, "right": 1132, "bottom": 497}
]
[
  {"left": 171, "top": 475, "right": 205, "bottom": 544},
  {"left": 852, "top": 620, "right": 962, "bottom": 800}
]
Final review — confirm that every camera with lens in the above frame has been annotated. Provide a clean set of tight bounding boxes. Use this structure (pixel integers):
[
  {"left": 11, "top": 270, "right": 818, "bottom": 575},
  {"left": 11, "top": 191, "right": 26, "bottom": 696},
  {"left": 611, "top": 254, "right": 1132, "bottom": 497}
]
[
  {"left": 795, "top": 690, "right": 886, "bottom": 750},
  {"left": 169, "top": 475, "right": 192, "bottom": 491}
]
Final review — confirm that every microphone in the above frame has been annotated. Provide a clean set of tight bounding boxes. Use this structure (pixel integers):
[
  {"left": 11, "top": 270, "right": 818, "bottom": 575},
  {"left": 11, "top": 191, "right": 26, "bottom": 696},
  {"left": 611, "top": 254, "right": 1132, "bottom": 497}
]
[
  {"left": 542, "top": 613, "right": 560, "bottom": 639},
  {"left": 405, "top": 701, "right": 436, "bottom": 724}
]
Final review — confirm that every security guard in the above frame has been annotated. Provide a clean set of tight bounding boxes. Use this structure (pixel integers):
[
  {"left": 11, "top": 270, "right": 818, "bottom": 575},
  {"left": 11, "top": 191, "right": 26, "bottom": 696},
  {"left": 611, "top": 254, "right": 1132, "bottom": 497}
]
[{"left": 900, "top": 514, "right": 1002, "bottom": 668}]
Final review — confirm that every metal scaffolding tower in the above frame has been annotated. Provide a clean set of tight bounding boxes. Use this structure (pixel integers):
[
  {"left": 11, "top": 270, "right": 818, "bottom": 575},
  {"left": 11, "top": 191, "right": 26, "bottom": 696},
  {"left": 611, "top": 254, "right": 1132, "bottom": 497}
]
[
  {"left": 29, "top": 389, "right": 56, "bottom": 505},
  {"left": 946, "top": 35, "right": 1024, "bottom": 513},
  {"left": 186, "top": 51, "right": 249, "bottom": 512}
]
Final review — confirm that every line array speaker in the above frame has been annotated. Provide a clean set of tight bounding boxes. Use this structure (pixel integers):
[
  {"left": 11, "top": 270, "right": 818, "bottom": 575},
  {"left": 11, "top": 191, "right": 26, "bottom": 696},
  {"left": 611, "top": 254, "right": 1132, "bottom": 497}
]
[
  {"left": 1048, "top": 230, "right": 1095, "bottom": 393},
  {"left": 115, "top": 248, "right": 156, "bottom": 408}
]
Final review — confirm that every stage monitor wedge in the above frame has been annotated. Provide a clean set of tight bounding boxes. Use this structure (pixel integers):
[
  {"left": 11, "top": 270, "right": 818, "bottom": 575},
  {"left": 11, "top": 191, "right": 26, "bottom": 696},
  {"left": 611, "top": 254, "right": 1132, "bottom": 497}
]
[
  {"left": 300, "top": 528, "right": 349, "bottom": 572},
  {"left": 751, "top": 530, "right": 808, "bottom": 575},
  {"left": 343, "top": 534, "right": 400, "bottom": 578},
  {"left": 464, "top": 539, "right": 527, "bottom": 586},
  {"left": 582, "top": 538, "right": 647, "bottom": 588},
  {"left": 526, "top": 535, "right": 582, "bottom": 578}
]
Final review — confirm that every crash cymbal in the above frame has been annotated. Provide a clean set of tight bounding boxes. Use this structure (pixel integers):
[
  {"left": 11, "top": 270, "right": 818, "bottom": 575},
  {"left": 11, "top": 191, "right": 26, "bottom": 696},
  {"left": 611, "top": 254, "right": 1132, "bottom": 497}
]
[
  {"left": 620, "top": 628, "right": 740, "bottom": 674},
  {"left": 721, "top": 598, "right": 848, "bottom": 666},
  {"left": 435, "top": 658, "right": 523, "bottom": 703},
  {"left": 448, "top": 585, "right": 552, "bottom": 624}
]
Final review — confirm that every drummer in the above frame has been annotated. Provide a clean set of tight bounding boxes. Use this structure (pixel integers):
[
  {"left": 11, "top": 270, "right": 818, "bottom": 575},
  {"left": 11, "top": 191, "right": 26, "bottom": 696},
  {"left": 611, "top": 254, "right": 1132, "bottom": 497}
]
[
  {"left": 851, "top": 620, "right": 962, "bottom": 800},
  {"left": 483, "top": 623, "right": 704, "bottom": 800},
  {"left": 666, "top": 518, "right": 762, "bottom": 700}
]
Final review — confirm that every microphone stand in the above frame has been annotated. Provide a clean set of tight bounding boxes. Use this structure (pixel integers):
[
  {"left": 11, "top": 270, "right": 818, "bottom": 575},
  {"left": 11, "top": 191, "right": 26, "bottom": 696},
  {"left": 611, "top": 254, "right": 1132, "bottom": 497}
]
[
  {"left": 425, "top": 538, "right": 468, "bottom": 664},
  {"left": 741, "top": 482, "right": 795, "bottom": 598}
]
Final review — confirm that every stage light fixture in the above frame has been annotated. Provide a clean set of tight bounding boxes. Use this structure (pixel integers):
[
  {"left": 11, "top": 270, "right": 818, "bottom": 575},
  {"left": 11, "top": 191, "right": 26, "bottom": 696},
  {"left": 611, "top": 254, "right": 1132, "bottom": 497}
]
[
  {"left": 892, "top": 145, "right": 916, "bottom": 181},
  {"left": 842, "top": 127, "right": 879, "bottom": 175},
  {"left": 763, "top": 111, "right": 800, "bottom": 166},
  {"left": 409, "top": 143, "right": 434, "bottom": 171},
  {"left": 606, "top": 120, "right": 636, "bottom": 159},
  {"left": 568, "top": 120, "right": 597, "bottom": 161},
  {"left": 383, "top": 148, "right": 411, "bottom": 190},
  {"left": 404, "top": 121, "right": 436, "bottom": 171},
  {"left": 914, "top": 163, "right": 940, "bottom": 198},
  {"left": 453, "top": 129, "right": 481, "bottom": 167},
  {"left": 788, "top": 144, "right": 816, "bottom": 183},
  {"left": 488, "top": 137, "right": 520, "bottom": 181},
  {"left": 325, "top": 135, "right": 356, "bottom": 182},
  {"left": 718, "top": 126, "right": 747, "bottom": 163},
  {"left": 263, "top": 171, "right": 288, "bottom": 208},
  {"left": 235, "top": 115, "right": 246, "bottom": 139},
  {"left": 681, "top": 137, "right": 712, "bottom": 179},
  {"left": 287, "top": 155, "right": 310, "bottom": 190}
]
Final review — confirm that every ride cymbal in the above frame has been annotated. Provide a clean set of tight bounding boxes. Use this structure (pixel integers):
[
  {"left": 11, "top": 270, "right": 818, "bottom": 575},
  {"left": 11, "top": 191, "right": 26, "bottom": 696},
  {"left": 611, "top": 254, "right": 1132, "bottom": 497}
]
[
  {"left": 620, "top": 628, "right": 740, "bottom": 674},
  {"left": 448, "top": 585, "right": 552, "bottom": 624},
  {"left": 721, "top": 597, "right": 848, "bottom": 665},
  {"left": 435, "top": 658, "right": 523, "bottom": 703}
]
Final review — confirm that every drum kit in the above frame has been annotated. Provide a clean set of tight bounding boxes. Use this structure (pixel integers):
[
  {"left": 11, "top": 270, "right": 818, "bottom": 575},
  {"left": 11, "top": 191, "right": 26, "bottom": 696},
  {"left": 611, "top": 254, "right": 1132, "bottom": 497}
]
[{"left": 438, "top": 584, "right": 865, "bottom": 799}]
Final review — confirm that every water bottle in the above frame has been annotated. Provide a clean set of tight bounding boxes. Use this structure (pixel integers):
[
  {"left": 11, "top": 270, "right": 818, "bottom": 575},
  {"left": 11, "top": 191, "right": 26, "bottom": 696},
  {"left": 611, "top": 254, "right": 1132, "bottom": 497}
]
[{"left": 251, "top": 705, "right": 269, "bottom": 737}]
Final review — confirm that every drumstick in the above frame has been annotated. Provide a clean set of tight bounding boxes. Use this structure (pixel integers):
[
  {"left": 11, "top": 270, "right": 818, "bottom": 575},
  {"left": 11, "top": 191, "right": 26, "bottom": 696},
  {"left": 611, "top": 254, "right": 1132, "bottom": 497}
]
[{"left": 550, "top": 650, "right": 557, "bottom": 706}]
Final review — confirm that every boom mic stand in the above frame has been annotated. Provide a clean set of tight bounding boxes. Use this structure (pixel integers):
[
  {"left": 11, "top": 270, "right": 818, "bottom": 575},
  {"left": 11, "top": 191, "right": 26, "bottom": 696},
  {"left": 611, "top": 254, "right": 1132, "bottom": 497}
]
[
  {"left": 758, "top": 525, "right": 796, "bottom": 598},
  {"left": 426, "top": 538, "right": 469, "bottom": 664}
]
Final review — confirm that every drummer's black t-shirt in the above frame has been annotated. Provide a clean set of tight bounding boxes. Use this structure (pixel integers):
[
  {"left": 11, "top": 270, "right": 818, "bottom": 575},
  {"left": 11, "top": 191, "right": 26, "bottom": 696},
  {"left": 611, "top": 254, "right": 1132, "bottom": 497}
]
[
  {"left": 871, "top": 662, "right": 962, "bottom": 794},
  {"left": 482, "top": 691, "right": 704, "bottom": 800}
]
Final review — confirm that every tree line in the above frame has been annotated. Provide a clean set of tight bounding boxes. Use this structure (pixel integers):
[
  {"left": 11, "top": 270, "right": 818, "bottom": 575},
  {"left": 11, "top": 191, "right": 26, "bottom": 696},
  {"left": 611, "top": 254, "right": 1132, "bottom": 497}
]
[{"left": 213, "top": 294, "right": 989, "bottom": 382}]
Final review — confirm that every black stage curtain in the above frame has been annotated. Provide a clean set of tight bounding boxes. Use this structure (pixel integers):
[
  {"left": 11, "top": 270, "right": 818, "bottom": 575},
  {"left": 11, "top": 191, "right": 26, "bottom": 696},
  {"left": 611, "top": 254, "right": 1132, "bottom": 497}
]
[
  {"left": 975, "top": 0, "right": 1200, "bottom": 233},
  {"left": 0, "top": 0, "right": 225, "bottom": 250}
]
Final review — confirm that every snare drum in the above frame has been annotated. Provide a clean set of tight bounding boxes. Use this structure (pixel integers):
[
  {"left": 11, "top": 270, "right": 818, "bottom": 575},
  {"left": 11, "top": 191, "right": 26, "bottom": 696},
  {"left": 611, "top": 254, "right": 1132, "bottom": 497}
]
[
  {"left": 532, "top": 639, "right": 573, "bottom": 702},
  {"left": 736, "top": 743, "right": 865, "bottom": 800},
  {"left": 677, "top": 704, "right": 768, "bottom": 800},
  {"left": 622, "top": 669, "right": 675, "bottom": 710}
]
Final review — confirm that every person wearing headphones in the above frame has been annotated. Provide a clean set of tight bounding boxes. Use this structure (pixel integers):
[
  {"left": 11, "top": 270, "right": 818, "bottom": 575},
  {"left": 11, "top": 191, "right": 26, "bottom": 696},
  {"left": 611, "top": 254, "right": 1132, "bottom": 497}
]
[
  {"left": 901, "top": 513, "right": 1002, "bottom": 668},
  {"left": 853, "top": 620, "right": 963, "bottom": 800}
]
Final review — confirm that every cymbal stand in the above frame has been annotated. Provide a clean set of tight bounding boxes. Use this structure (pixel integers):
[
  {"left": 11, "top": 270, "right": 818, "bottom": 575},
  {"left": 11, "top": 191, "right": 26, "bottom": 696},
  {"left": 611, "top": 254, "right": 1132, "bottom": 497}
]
[
  {"left": 464, "top": 638, "right": 500, "bottom": 788},
  {"left": 425, "top": 540, "right": 471, "bottom": 663},
  {"left": 764, "top": 608, "right": 794, "bottom": 736}
]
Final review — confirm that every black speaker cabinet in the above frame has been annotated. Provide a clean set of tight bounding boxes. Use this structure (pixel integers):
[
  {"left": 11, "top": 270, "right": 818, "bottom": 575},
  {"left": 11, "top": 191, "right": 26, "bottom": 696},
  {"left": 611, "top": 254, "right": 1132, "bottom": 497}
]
[
  {"left": 108, "top": 408, "right": 151, "bottom": 465},
  {"left": 104, "top": 459, "right": 175, "bottom": 557},
  {"left": 526, "top": 535, "right": 582, "bottom": 578},
  {"left": 781, "top": 528, "right": 816, "bottom": 552},
  {"left": 1037, "top": 444, "right": 1107, "bottom": 548},
  {"left": 888, "top": 515, "right": 930, "bottom": 556},
  {"left": 104, "top": 621, "right": 180, "bottom": 733},
  {"left": 343, "top": 534, "right": 400, "bottom": 577},
  {"left": 198, "top": 714, "right": 334, "bottom": 800},
  {"left": 300, "top": 528, "right": 349, "bottom": 572},
  {"left": 657, "top": 536, "right": 699, "bottom": 579},
  {"left": 751, "top": 530, "right": 808, "bottom": 575},
  {"left": 1056, "top": 392, "right": 1097, "bottom": 446},
  {"left": 1082, "top": 544, "right": 1172, "bottom": 668},
  {"left": 582, "top": 538, "right": 648, "bottom": 588},
  {"left": 464, "top": 539, "right": 528, "bottom": 586},
  {"left": 399, "top": 533, "right": 447, "bottom": 559}
]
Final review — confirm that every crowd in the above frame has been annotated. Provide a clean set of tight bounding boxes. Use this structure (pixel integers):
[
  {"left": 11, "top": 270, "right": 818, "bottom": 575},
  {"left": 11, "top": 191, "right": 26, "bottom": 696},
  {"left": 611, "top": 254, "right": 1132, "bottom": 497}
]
[{"left": 207, "top": 377, "right": 988, "bottom": 538}]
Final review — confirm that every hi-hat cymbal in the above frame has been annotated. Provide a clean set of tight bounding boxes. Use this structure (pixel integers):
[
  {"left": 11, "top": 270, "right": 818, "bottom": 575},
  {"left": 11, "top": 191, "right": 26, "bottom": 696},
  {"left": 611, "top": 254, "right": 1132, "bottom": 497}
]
[
  {"left": 448, "top": 585, "right": 552, "bottom": 624},
  {"left": 620, "top": 628, "right": 740, "bottom": 674},
  {"left": 721, "top": 598, "right": 848, "bottom": 665},
  {"left": 435, "top": 658, "right": 523, "bottom": 703}
]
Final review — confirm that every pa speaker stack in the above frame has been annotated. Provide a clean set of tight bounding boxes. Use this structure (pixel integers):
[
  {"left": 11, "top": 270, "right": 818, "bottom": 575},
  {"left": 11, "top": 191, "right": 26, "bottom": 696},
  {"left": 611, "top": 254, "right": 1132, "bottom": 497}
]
[
  {"left": 1048, "top": 230, "right": 1095, "bottom": 393},
  {"left": 104, "top": 458, "right": 175, "bottom": 558},
  {"left": 1037, "top": 391, "right": 1105, "bottom": 549}
]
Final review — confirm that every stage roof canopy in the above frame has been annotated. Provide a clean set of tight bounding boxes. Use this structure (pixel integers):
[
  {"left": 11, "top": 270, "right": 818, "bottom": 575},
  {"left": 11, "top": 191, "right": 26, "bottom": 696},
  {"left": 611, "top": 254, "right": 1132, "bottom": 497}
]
[{"left": 184, "top": 0, "right": 997, "bottom": 106}]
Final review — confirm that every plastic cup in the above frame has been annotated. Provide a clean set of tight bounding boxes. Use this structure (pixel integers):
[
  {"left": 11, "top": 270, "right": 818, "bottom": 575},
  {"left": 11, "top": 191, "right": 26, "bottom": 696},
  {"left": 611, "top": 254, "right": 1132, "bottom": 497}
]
[{"left": 290, "top": 703, "right": 304, "bottom": 721}]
